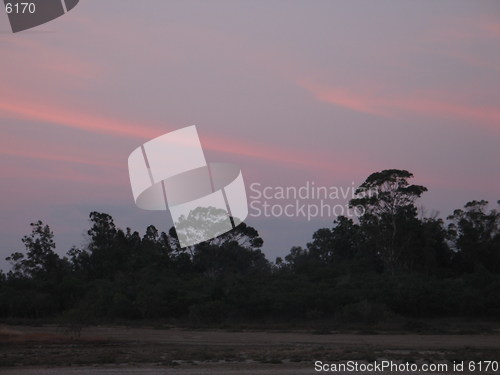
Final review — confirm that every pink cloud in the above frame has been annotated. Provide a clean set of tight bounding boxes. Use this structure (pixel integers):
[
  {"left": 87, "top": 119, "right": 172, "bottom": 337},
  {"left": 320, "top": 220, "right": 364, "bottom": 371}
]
[
  {"left": 0, "top": 92, "right": 371, "bottom": 176},
  {"left": 0, "top": 145, "right": 121, "bottom": 169},
  {"left": 393, "top": 97, "right": 500, "bottom": 132},
  {"left": 298, "top": 79, "right": 500, "bottom": 133},
  {"left": 0, "top": 37, "right": 100, "bottom": 81},
  {"left": 481, "top": 22, "right": 500, "bottom": 38},
  {"left": 298, "top": 80, "right": 391, "bottom": 117}
]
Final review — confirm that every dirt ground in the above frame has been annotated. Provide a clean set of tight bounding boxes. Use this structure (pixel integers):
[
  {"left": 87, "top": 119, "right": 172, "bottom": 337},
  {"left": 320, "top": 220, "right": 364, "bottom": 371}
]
[
  {"left": 1, "top": 365, "right": 313, "bottom": 375},
  {"left": 1, "top": 325, "right": 499, "bottom": 374}
]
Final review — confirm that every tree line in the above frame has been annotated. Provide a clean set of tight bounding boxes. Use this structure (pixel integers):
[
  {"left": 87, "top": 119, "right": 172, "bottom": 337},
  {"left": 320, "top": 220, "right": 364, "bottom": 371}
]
[{"left": 0, "top": 169, "right": 499, "bottom": 324}]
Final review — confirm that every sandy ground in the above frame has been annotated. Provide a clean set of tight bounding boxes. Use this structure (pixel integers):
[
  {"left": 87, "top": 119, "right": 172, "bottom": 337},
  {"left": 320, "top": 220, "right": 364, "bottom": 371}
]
[
  {"left": 3, "top": 363, "right": 499, "bottom": 375},
  {"left": 5, "top": 325, "right": 500, "bottom": 349},
  {"left": 1, "top": 367, "right": 316, "bottom": 375},
  {"left": 1, "top": 325, "right": 499, "bottom": 374}
]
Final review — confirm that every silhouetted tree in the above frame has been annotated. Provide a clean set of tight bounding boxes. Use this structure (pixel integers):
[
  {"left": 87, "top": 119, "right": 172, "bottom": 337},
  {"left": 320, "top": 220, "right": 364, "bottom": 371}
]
[
  {"left": 1, "top": 182, "right": 499, "bottom": 322},
  {"left": 350, "top": 169, "right": 427, "bottom": 273},
  {"left": 448, "top": 200, "right": 500, "bottom": 273},
  {"left": 6, "top": 221, "right": 61, "bottom": 279},
  {"left": 307, "top": 216, "right": 360, "bottom": 263}
]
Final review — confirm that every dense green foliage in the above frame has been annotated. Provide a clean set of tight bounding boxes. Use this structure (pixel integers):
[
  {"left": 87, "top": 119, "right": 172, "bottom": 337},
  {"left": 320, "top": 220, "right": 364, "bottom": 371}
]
[{"left": 1, "top": 170, "right": 499, "bottom": 324}]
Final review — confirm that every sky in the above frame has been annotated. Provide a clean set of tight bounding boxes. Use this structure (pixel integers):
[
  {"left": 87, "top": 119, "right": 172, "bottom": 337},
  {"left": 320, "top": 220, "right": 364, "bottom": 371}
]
[{"left": 1, "top": 0, "right": 499, "bottom": 270}]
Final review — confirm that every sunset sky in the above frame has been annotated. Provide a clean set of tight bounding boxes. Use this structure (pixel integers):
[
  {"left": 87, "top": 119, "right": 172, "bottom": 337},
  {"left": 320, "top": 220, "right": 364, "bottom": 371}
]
[{"left": 1, "top": 1, "right": 499, "bottom": 269}]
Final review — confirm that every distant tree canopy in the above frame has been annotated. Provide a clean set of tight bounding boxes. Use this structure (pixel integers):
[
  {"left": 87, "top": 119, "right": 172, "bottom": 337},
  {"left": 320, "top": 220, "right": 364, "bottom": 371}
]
[
  {"left": 6, "top": 221, "right": 60, "bottom": 279},
  {"left": 349, "top": 169, "right": 428, "bottom": 273},
  {"left": 1, "top": 169, "right": 499, "bottom": 322},
  {"left": 447, "top": 200, "right": 500, "bottom": 273}
]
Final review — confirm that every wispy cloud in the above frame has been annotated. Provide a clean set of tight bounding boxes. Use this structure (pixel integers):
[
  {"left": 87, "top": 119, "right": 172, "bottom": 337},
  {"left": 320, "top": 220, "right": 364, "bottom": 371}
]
[
  {"left": 0, "top": 37, "right": 100, "bottom": 81},
  {"left": 298, "top": 80, "right": 391, "bottom": 117},
  {"left": 0, "top": 143, "right": 121, "bottom": 169},
  {"left": 298, "top": 79, "right": 500, "bottom": 133},
  {"left": 0, "top": 93, "right": 370, "bottom": 176}
]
